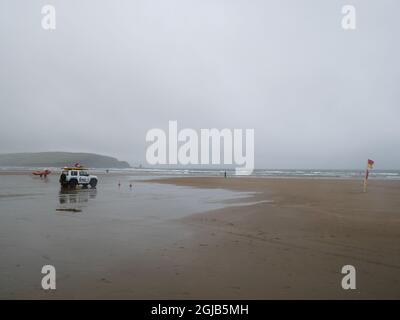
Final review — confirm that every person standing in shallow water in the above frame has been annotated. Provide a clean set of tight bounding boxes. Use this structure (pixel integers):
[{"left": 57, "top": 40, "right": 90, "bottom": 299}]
[{"left": 224, "top": 171, "right": 227, "bottom": 178}]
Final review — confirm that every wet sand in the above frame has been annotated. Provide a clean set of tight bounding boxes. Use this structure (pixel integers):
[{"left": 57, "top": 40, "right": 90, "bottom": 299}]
[
  {"left": 0, "top": 172, "right": 249, "bottom": 299},
  {"left": 148, "top": 177, "right": 400, "bottom": 299},
  {"left": 1, "top": 173, "right": 399, "bottom": 299}
]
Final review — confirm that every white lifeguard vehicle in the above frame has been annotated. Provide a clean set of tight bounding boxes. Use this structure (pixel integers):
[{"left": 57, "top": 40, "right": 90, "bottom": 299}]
[{"left": 59, "top": 165, "right": 98, "bottom": 189}]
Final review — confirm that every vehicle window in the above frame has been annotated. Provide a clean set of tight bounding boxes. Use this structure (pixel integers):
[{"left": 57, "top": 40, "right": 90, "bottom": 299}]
[
  {"left": 79, "top": 171, "right": 89, "bottom": 176},
  {"left": 71, "top": 171, "right": 78, "bottom": 176}
]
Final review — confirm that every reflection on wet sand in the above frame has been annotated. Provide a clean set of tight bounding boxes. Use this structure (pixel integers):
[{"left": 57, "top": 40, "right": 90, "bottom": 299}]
[
  {"left": 57, "top": 188, "right": 97, "bottom": 212},
  {"left": 31, "top": 175, "right": 49, "bottom": 183}
]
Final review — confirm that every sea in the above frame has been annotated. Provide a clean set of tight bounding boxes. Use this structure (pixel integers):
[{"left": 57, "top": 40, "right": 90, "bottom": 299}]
[{"left": 1, "top": 167, "right": 399, "bottom": 180}]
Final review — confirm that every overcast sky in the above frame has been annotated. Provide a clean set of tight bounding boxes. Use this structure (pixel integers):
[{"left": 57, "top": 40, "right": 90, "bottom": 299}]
[{"left": 0, "top": 0, "right": 399, "bottom": 169}]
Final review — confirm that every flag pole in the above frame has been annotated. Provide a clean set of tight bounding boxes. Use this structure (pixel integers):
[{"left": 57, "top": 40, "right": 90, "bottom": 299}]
[
  {"left": 363, "top": 159, "right": 374, "bottom": 193},
  {"left": 363, "top": 162, "right": 368, "bottom": 193}
]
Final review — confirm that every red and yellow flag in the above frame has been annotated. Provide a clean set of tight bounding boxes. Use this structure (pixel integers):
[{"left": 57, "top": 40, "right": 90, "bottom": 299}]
[{"left": 367, "top": 159, "right": 374, "bottom": 169}]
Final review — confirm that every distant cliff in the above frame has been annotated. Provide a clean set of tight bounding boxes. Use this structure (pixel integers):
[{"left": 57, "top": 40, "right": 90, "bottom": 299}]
[{"left": 0, "top": 152, "right": 131, "bottom": 168}]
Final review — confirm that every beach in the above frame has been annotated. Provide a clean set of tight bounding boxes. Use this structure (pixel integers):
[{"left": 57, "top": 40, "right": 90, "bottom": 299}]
[
  {"left": 150, "top": 177, "right": 400, "bottom": 299},
  {"left": 0, "top": 172, "right": 399, "bottom": 299}
]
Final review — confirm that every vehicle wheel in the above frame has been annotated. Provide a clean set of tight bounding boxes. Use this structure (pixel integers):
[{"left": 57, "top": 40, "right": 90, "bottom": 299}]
[
  {"left": 89, "top": 178, "right": 97, "bottom": 188},
  {"left": 59, "top": 174, "right": 66, "bottom": 184},
  {"left": 69, "top": 180, "right": 78, "bottom": 189}
]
